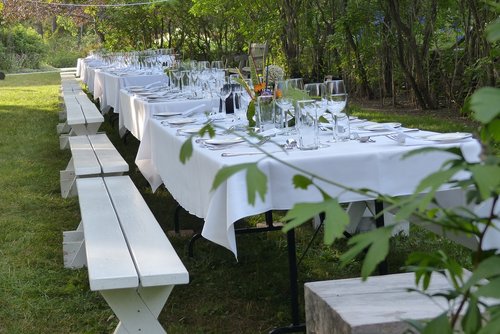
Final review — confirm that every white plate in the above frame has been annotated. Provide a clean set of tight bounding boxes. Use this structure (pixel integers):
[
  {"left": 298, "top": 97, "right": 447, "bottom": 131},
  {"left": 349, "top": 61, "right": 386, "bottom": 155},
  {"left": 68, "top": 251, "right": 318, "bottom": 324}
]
[
  {"left": 205, "top": 137, "right": 244, "bottom": 145},
  {"left": 166, "top": 117, "right": 197, "bottom": 125},
  {"left": 425, "top": 132, "right": 472, "bottom": 142},
  {"left": 155, "top": 110, "right": 182, "bottom": 117},
  {"left": 361, "top": 122, "right": 402, "bottom": 131}
]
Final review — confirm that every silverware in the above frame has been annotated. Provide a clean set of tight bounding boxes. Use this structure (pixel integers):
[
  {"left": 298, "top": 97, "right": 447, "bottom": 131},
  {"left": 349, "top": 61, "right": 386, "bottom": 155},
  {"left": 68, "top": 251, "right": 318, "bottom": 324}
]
[{"left": 221, "top": 150, "right": 283, "bottom": 157}]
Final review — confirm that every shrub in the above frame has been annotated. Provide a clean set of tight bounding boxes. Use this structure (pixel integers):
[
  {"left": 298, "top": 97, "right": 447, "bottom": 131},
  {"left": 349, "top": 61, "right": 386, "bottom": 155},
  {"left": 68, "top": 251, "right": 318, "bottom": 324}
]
[{"left": 0, "top": 25, "right": 47, "bottom": 70}]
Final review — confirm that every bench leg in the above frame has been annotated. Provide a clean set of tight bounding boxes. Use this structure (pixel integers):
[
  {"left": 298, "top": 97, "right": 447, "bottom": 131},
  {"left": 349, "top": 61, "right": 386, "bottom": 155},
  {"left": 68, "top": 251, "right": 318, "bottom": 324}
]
[
  {"left": 59, "top": 134, "right": 71, "bottom": 150},
  {"left": 60, "top": 158, "right": 77, "bottom": 198},
  {"left": 63, "top": 223, "right": 86, "bottom": 268},
  {"left": 101, "top": 285, "right": 174, "bottom": 334},
  {"left": 71, "top": 124, "right": 88, "bottom": 136},
  {"left": 86, "top": 122, "right": 102, "bottom": 135},
  {"left": 57, "top": 122, "right": 70, "bottom": 134}
]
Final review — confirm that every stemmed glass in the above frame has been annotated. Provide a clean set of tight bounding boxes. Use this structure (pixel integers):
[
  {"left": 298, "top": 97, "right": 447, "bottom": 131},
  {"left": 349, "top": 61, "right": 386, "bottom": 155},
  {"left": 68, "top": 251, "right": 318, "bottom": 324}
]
[
  {"left": 171, "top": 61, "right": 184, "bottom": 91},
  {"left": 325, "top": 80, "right": 349, "bottom": 141},
  {"left": 232, "top": 84, "right": 246, "bottom": 124},
  {"left": 216, "top": 83, "right": 232, "bottom": 117},
  {"left": 275, "top": 80, "right": 293, "bottom": 134},
  {"left": 305, "top": 83, "right": 328, "bottom": 144},
  {"left": 325, "top": 80, "right": 347, "bottom": 114}
]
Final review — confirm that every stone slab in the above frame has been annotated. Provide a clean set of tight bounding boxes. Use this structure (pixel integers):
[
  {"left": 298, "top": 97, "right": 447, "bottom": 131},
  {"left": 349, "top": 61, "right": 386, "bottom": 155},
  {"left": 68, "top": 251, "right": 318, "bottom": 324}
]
[{"left": 305, "top": 272, "right": 456, "bottom": 334}]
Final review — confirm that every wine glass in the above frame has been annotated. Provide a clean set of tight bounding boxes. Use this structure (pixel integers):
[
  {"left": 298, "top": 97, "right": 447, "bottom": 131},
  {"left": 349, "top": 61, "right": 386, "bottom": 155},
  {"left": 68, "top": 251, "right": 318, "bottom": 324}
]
[
  {"left": 216, "top": 83, "right": 232, "bottom": 118},
  {"left": 232, "top": 84, "right": 246, "bottom": 124},
  {"left": 211, "top": 60, "right": 224, "bottom": 71},
  {"left": 325, "top": 80, "right": 347, "bottom": 114},
  {"left": 325, "top": 80, "right": 349, "bottom": 141},
  {"left": 287, "top": 78, "right": 304, "bottom": 90},
  {"left": 275, "top": 80, "right": 293, "bottom": 134}
]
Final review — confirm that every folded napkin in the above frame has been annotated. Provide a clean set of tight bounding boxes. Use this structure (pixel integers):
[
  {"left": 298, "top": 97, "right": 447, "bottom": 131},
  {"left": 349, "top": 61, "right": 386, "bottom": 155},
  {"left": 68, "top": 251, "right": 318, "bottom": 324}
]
[{"left": 394, "top": 133, "right": 434, "bottom": 146}]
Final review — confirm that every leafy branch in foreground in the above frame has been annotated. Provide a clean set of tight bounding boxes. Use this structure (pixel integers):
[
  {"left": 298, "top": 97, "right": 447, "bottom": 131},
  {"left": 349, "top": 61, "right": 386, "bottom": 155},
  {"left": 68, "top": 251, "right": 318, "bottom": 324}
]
[{"left": 178, "top": 6, "right": 499, "bottom": 332}]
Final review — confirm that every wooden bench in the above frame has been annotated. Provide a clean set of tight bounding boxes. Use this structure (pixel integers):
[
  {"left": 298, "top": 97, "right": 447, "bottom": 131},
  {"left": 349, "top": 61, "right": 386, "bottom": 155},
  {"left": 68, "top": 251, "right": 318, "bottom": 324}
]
[
  {"left": 58, "top": 91, "right": 104, "bottom": 148},
  {"left": 60, "top": 134, "right": 128, "bottom": 198},
  {"left": 63, "top": 175, "right": 189, "bottom": 333},
  {"left": 305, "top": 272, "right": 463, "bottom": 334}
]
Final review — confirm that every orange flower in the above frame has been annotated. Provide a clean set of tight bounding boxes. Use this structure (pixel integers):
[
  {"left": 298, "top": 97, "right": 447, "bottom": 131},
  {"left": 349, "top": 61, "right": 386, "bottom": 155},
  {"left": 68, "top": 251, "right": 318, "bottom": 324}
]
[
  {"left": 254, "top": 82, "right": 266, "bottom": 94},
  {"left": 275, "top": 89, "right": 282, "bottom": 99}
]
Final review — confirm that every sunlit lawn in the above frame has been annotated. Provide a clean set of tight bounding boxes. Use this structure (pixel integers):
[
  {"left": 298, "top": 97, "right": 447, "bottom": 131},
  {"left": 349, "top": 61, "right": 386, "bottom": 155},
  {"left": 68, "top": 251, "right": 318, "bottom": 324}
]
[{"left": 0, "top": 72, "right": 473, "bottom": 333}]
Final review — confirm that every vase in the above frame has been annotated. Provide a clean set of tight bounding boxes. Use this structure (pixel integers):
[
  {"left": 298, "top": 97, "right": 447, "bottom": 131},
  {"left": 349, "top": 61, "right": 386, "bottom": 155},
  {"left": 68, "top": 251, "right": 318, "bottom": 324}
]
[{"left": 256, "top": 95, "right": 276, "bottom": 133}]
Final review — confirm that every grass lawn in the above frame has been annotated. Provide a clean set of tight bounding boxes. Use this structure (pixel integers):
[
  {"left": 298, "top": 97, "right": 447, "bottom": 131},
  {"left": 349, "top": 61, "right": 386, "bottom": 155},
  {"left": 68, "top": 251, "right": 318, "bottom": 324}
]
[{"left": 0, "top": 72, "right": 474, "bottom": 333}]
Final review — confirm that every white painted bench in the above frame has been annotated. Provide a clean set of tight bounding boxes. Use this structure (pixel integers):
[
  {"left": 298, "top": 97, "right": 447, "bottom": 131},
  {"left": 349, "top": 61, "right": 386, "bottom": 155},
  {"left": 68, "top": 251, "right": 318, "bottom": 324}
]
[
  {"left": 63, "top": 175, "right": 189, "bottom": 333},
  {"left": 57, "top": 91, "right": 104, "bottom": 147},
  {"left": 60, "top": 134, "right": 128, "bottom": 198}
]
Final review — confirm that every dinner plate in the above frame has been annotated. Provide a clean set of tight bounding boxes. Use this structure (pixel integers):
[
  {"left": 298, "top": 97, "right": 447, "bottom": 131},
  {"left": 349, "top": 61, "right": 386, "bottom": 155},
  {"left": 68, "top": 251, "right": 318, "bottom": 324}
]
[
  {"left": 424, "top": 132, "right": 472, "bottom": 142},
  {"left": 166, "top": 117, "right": 197, "bottom": 125},
  {"left": 361, "top": 122, "right": 402, "bottom": 131},
  {"left": 205, "top": 137, "right": 244, "bottom": 145}
]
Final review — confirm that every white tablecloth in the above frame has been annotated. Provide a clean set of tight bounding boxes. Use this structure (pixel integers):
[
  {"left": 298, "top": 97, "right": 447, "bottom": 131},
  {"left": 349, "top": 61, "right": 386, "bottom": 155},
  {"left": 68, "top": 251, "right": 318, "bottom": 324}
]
[
  {"left": 94, "top": 71, "right": 167, "bottom": 114},
  {"left": 119, "top": 89, "right": 217, "bottom": 140},
  {"left": 136, "top": 118, "right": 482, "bottom": 257}
]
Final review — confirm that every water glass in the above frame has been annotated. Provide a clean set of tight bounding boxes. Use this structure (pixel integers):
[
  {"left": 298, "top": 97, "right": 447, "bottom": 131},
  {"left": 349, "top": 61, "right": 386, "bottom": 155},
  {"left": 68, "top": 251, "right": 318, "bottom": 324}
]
[
  {"left": 256, "top": 95, "right": 276, "bottom": 132},
  {"left": 334, "top": 112, "right": 350, "bottom": 142},
  {"left": 296, "top": 100, "right": 319, "bottom": 150}
]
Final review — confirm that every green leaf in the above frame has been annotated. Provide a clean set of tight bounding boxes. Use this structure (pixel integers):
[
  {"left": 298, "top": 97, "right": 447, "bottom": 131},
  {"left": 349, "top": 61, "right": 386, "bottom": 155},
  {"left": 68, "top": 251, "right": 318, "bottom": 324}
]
[
  {"left": 478, "top": 305, "right": 500, "bottom": 334},
  {"left": 179, "top": 137, "right": 194, "bottom": 164},
  {"left": 463, "top": 256, "right": 500, "bottom": 291},
  {"left": 462, "top": 295, "right": 481, "bottom": 334},
  {"left": 469, "top": 165, "right": 500, "bottom": 200},
  {"left": 483, "top": 118, "right": 500, "bottom": 142},
  {"left": 486, "top": 17, "right": 500, "bottom": 43},
  {"left": 476, "top": 277, "right": 500, "bottom": 299},
  {"left": 249, "top": 55, "right": 260, "bottom": 86},
  {"left": 211, "top": 163, "right": 254, "bottom": 192},
  {"left": 245, "top": 164, "right": 267, "bottom": 205},
  {"left": 415, "top": 167, "right": 461, "bottom": 194},
  {"left": 323, "top": 199, "right": 350, "bottom": 244},
  {"left": 211, "top": 163, "right": 267, "bottom": 206},
  {"left": 422, "top": 312, "right": 452, "bottom": 334},
  {"left": 340, "top": 226, "right": 394, "bottom": 278},
  {"left": 470, "top": 87, "right": 500, "bottom": 124},
  {"left": 247, "top": 100, "right": 256, "bottom": 127},
  {"left": 292, "top": 175, "right": 313, "bottom": 190},
  {"left": 282, "top": 199, "right": 349, "bottom": 244}
]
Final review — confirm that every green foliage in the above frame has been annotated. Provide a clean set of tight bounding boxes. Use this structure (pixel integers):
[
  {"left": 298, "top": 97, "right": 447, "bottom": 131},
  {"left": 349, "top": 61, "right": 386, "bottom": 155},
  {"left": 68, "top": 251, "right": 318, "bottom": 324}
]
[{"left": 0, "top": 25, "right": 47, "bottom": 70}]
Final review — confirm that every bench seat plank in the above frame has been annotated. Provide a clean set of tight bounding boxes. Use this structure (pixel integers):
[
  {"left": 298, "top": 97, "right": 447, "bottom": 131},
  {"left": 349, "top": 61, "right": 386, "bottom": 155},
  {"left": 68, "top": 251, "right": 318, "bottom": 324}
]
[
  {"left": 68, "top": 136, "right": 101, "bottom": 175},
  {"left": 104, "top": 176, "right": 189, "bottom": 287},
  {"left": 88, "top": 134, "right": 129, "bottom": 174},
  {"left": 63, "top": 96, "right": 86, "bottom": 126},
  {"left": 76, "top": 177, "right": 138, "bottom": 291},
  {"left": 75, "top": 95, "right": 104, "bottom": 124}
]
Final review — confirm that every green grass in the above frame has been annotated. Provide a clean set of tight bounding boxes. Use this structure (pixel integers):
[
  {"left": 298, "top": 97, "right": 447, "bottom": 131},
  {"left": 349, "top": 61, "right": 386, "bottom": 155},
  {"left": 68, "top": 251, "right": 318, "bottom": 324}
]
[{"left": 0, "top": 72, "right": 474, "bottom": 333}]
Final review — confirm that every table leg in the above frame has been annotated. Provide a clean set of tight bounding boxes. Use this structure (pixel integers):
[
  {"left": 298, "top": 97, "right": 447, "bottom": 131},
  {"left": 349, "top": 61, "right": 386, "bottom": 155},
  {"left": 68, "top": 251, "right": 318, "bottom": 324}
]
[
  {"left": 269, "top": 228, "right": 306, "bottom": 334},
  {"left": 375, "top": 200, "right": 388, "bottom": 275}
]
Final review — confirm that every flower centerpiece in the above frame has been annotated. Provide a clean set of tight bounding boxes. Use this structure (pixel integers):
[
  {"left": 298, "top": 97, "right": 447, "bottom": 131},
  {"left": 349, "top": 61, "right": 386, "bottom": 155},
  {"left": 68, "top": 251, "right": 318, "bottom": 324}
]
[{"left": 235, "top": 57, "right": 284, "bottom": 127}]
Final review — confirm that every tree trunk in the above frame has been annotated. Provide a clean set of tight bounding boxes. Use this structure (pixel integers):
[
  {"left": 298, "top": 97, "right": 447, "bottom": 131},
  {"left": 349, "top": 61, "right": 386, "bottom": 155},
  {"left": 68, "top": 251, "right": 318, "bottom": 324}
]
[
  {"left": 51, "top": 16, "right": 57, "bottom": 34},
  {"left": 345, "top": 26, "right": 374, "bottom": 99},
  {"left": 280, "top": 0, "right": 302, "bottom": 78},
  {"left": 385, "top": 0, "right": 437, "bottom": 109}
]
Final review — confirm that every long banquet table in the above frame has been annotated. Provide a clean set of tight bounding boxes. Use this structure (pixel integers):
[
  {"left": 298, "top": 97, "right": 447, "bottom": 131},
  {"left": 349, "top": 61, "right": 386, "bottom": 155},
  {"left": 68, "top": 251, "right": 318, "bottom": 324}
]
[
  {"left": 94, "top": 70, "right": 167, "bottom": 114},
  {"left": 136, "top": 116, "right": 482, "bottom": 257},
  {"left": 119, "top": 89, "right": 217, "bottom": 140}
]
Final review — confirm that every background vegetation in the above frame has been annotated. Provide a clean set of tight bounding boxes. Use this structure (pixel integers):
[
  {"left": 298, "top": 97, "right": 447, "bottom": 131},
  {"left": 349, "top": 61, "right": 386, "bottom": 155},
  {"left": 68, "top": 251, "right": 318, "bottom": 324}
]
[{"left": 0, "top": 0, "right": 497, "bottom": 111}]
